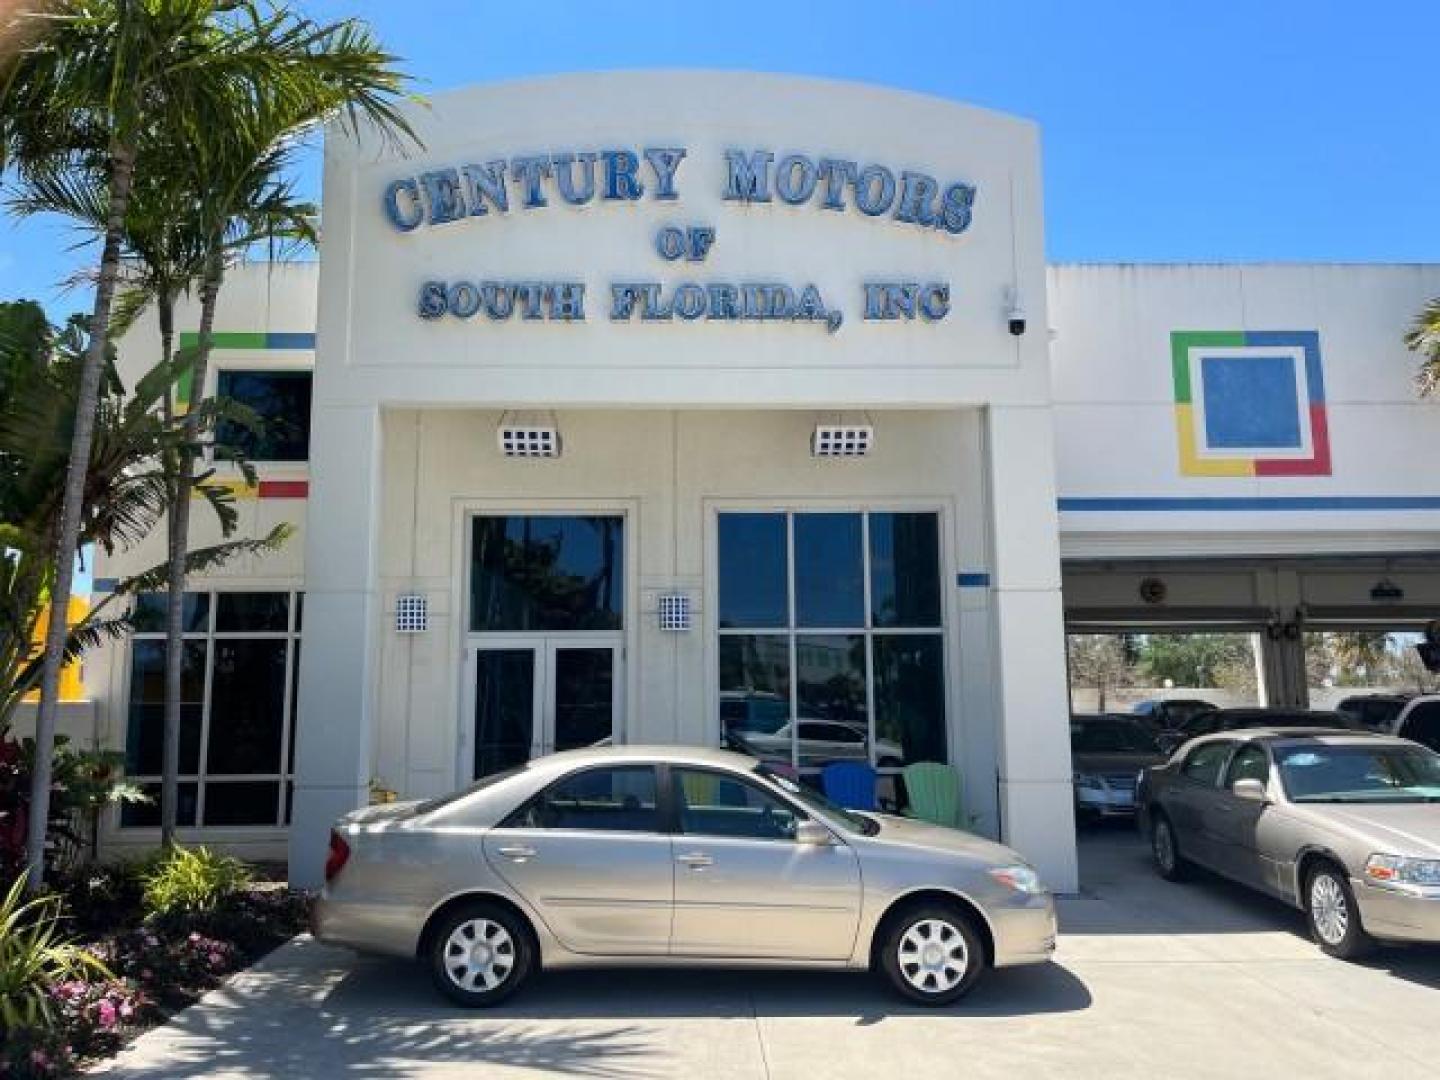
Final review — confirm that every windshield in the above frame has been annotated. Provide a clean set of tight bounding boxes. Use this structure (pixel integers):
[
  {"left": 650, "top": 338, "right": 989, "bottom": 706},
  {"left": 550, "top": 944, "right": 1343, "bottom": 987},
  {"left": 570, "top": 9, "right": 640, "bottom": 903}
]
[
  {"left": 1070, "top": 716, "right": 1160, "bottom": 754},
  {"left": 755, "top": 764, "right": 880, "bottom": 836},
  {"left": 1277, "top": 744, "right": 1440, "bottom": 803}
]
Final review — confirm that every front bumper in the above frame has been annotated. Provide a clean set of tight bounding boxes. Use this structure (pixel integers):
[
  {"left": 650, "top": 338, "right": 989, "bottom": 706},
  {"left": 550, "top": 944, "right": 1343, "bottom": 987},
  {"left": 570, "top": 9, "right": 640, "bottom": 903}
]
[
  {"left": 1355, "top": 879, "right": 1440, "bottom": 943},
  {"left": 989, "top": 891, "right": 1059, "bottom": 968}
]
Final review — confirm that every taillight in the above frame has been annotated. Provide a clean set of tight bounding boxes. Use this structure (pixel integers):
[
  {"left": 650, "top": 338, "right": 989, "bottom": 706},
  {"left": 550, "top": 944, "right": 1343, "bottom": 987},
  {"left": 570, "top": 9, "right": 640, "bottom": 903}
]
[{"left": 325, "top": 830, "right": 351, "bottom": 883}]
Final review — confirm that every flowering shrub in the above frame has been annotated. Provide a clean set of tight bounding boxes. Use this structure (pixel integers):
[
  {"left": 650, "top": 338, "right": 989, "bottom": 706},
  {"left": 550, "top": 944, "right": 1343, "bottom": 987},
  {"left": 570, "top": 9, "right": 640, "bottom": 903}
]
[{"left": 91, "top": 928, "right": 240, "bottom": 1008}]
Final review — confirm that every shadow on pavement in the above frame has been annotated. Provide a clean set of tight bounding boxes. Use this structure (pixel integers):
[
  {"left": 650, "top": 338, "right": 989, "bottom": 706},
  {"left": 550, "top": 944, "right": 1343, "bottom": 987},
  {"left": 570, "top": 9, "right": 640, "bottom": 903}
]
[{"left": 322, "top": 954, "right": 1091, "bottom": 1022}]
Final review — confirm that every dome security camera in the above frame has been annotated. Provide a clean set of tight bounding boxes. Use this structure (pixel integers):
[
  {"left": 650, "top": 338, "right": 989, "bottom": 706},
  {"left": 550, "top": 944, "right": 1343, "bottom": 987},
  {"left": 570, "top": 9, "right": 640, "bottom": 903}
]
[{"left": 1007, "top": 305, "right": 1027, "bottom": 337}]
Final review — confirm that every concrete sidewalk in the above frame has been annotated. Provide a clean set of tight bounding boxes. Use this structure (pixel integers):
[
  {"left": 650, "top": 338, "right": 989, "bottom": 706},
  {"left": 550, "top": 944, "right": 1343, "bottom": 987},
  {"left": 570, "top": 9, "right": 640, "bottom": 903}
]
[{"left": 96, "top": 827, "right": 1440, "bottom": 1079}]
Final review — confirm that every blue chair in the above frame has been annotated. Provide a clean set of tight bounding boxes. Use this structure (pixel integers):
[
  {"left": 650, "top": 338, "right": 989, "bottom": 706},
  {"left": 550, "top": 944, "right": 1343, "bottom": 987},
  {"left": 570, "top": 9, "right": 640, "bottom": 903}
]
[{"left": 820, "top": 761, "right": 878, "bottom": 811}]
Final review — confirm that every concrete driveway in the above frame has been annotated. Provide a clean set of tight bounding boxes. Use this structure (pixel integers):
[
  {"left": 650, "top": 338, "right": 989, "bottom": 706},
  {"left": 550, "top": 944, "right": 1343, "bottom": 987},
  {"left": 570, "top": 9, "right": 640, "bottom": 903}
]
[{"left": 96, "top": 827, "right": 1440, "bottom": 1079}]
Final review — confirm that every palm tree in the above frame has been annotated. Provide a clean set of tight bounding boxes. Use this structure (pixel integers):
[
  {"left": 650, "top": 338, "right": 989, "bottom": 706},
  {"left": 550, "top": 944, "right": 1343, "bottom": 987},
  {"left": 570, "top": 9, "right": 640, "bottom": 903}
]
[
  {"left": 1405, "top": 298, "right": 1440, "bottom": 397},
  {"left": 0, "top": 0, "right": 411, "bottom": 887},
  {"left": 149, "top": 14, "right": 415, "bottom": 843},
  {"left": 0, "top": 303, "right": 290, "bottom": 730}
]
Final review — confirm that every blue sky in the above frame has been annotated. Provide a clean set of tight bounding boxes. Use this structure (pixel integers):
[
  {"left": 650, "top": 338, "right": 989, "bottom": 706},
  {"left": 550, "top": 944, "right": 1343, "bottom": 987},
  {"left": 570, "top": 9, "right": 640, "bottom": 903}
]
[{"left": 3, "top": 0, "right": 1438, "bottom": 315}]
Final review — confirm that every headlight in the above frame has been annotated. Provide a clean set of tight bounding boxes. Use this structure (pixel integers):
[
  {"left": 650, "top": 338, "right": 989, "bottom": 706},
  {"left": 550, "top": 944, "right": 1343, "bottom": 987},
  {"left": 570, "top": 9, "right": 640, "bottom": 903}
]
[
  {"left": 1073, "top": 772, "right": 1106, "bottom": 789},
  {"left": 1365, "top": 854, "right": 1440, "bottom": 887},
  {"left": 989, "top": 864, "right": 1045, "bottom": 894}
]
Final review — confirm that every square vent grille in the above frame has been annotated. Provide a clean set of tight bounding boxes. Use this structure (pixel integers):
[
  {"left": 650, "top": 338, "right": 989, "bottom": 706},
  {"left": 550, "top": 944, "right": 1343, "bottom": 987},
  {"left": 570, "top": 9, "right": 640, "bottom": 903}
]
[
  {"left": 811, "top": 424, "right": 874, "bottom": 457},
  {"left": 395, "top": 593, "right": 428, "bottom": 633},
  {"left": 498, "top": 426, "right": 561, "bottom": 458},
  {"left": 658, "top": 594, "right": 691, "bottom": 632}
]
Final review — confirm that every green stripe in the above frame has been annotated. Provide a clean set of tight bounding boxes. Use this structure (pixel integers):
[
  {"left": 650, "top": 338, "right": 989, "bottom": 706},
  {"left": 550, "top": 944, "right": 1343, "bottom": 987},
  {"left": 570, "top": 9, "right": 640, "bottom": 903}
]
[
  {"left": 178, "top": 331, "right": 268, "bottom": 349},
  {"left": 1170, "top": 331, "right": 1244, "bottom": 403}
]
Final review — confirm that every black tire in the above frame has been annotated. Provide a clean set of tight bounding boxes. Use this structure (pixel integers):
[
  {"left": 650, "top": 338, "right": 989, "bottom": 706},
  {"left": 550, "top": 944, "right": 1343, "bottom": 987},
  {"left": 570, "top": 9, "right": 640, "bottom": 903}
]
[
  {"left": 1305, "top": 862, "right": 1374, "bottom": 960},
  {"left": 877, "top": 902, "right": 986, "bottom": 1006},
  {"left": 427, "top": 901, "right": 535, "bottom": 1007},
  {"left": 1150, "top": 812, "right": 1189, "bottom": 882}
]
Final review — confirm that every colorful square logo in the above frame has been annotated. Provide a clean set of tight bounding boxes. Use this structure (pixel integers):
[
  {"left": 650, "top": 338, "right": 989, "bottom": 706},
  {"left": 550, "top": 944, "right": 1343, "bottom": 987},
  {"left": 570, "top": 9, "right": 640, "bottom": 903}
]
[{"left": 1171, "top": 330, "right": 1330, "bottom": 476}]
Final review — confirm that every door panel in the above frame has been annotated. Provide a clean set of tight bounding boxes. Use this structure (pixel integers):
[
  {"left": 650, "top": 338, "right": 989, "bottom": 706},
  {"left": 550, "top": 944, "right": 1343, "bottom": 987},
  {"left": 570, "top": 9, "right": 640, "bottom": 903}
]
[
  {"left": 484, "top": 829, "right": 674, "bottom": 954},
  {"left": 472, "top": 649, "right": 538, "bottom": 779},
  {"left": 550, "top": 646, "right": 617, "bottom": 753},
  {"left": 668, "top": 768, "right": 861, "bottom": 959}
]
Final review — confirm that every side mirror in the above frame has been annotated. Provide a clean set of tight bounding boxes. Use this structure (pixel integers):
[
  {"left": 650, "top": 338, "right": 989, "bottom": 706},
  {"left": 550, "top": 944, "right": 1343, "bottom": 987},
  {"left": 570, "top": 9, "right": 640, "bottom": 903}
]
[
  {"left": 1232, "top": 778, "right": 1268, "bottom": 803},
  {"left": 795, "top": 820, "right": 837, "bottom": 846}
]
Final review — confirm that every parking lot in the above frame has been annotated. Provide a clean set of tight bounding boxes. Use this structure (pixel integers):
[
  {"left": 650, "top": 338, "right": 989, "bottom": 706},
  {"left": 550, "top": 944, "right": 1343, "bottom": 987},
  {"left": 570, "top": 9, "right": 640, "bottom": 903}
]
[{"left": 99, "top": 825, "right": 1440, "bottom": 1080}]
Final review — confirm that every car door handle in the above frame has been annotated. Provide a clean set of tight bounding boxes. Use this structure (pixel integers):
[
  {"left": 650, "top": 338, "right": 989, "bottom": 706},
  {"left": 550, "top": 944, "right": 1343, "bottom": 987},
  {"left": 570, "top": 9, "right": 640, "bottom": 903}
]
[
  {"left": 497, "top": 845, "right": 537, "bottom": 861},
  {"left": 676, "top": 852, "right": 713, "bottom": 869}
]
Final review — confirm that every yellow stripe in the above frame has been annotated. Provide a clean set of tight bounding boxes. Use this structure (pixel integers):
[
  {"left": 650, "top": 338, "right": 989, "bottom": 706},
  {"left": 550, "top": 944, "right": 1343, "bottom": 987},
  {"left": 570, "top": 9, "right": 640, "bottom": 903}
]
[
  {"left": 192, "top": 479, "right": 259, "bottom": 500},
  {"left": 1176, "top": 405, "right": 1254, "bottom": 476}
]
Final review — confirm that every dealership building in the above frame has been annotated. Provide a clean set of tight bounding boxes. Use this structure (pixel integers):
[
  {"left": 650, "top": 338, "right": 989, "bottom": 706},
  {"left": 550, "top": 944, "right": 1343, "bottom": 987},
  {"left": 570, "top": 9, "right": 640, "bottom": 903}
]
[{"left": 62, "top": 73, "right": 1440, "bottom": 890}]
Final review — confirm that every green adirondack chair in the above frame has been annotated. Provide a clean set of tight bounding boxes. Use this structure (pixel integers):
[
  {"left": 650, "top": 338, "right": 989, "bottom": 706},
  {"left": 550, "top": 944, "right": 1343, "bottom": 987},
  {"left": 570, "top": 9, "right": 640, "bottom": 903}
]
[{"left": 902, "top": 761, "right": 963, "bottom": 828}]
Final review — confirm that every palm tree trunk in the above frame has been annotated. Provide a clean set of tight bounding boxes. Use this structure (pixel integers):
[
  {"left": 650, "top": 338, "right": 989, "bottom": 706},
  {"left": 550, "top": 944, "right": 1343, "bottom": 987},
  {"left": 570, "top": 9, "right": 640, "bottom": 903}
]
[
  {"left": 157, "top": 288, "right": 184, "bottom": 846},
  {"left": 161, "top": 250, "right": 224, "bottom": 841},
  {"left": 25, "top": 143, "right": 136, "bottom": 892}
]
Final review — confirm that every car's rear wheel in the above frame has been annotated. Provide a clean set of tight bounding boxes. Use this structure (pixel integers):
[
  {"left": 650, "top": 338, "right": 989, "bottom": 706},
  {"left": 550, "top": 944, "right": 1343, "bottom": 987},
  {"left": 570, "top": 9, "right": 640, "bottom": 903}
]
[
  {"left": 1150, "top": 813, "right": 1189, "bottom": 882},
  {"left": 1305, "top": 863, "right": 1374, "bottom": 960},
  {"left": 428, "top": 901, "right": 534, "bottom": 1007},
  {"left": 878, "top": 903, "right": 986, "bottom": 1006}
]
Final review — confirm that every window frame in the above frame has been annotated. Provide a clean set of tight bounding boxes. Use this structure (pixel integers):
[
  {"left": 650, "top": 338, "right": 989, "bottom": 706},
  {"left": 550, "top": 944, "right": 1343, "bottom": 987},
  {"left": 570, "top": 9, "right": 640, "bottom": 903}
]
[
  {"left": 710, "top": 505, "right": 953, "bottom": 777},
  {"left": 212, "top": 366, "right": 314, "bottom": 465},
  {"left": 120, "top": 589, "right": 303, "bottom": 831}
]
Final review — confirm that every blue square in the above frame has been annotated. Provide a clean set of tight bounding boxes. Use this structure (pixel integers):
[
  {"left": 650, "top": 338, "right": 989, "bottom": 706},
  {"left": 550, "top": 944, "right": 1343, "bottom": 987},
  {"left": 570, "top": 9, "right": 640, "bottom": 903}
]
[{"left": 1200, "top": 355, "right": 1302, "bottom": 450}]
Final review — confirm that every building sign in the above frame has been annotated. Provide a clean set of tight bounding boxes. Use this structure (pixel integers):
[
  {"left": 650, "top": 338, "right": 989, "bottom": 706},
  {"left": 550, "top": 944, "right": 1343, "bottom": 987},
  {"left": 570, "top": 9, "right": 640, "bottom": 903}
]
[{"left": 381, "top": 146, "right": 977, "bottom": 334}]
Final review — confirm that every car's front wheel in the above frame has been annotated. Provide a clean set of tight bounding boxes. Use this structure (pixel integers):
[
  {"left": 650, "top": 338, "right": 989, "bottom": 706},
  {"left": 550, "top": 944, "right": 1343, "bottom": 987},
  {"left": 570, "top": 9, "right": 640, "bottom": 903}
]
[
  {"left": 1305, "top": 863, "right": 1374, "bottom": 960},
  {"left": 878, "top": 903, "right": 986, "bottom": 1006},
  {"left": 428, "top": 901, "right": 535, "bottom": 1007},
  {"left": 1150, "top": 813, "right": 1189, "bottom": 882}
]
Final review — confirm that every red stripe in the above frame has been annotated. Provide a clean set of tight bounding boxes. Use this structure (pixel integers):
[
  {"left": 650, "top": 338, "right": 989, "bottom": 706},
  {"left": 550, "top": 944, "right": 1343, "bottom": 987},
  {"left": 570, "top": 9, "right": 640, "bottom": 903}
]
[
  {"left": 1254, "top": 405, "right": 1331, "bottom": 477},
  {"left": 257, "top": 479, "right": 309, "bottom": 499}
]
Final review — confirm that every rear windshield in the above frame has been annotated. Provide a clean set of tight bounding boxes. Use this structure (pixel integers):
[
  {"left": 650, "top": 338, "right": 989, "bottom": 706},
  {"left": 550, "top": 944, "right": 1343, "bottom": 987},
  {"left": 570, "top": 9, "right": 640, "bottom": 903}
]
[{"left": 415, "top": 766, "right": 525, "bottom": 815}]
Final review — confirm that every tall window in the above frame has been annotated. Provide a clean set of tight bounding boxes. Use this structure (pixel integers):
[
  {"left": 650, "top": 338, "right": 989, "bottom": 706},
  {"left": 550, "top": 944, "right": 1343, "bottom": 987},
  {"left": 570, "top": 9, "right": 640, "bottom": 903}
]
[
  {"left": 470, "top": 516, "right": 624, "bottom": 632},
  {"left": 215, "top": 370, "right": 313, "bottom": 462},
  {"left": 717, "top": 511, "right": 947, "bottom": 774},
  {"left": 122, "top": 591, "right": 302, "bottom": 828}
]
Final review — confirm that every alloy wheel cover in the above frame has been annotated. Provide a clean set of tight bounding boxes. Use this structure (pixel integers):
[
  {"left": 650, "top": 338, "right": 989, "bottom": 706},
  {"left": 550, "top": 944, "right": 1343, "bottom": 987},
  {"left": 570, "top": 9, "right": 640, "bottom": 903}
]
[
  {"left": 443, "top": 918, "right": 517, "bottom": 991},
  {"left": 1310, "top": 874, "right": 1349, "bottom": 945},
  {"left": 897, "top": 918, "right": 969, "bottom": 994}
]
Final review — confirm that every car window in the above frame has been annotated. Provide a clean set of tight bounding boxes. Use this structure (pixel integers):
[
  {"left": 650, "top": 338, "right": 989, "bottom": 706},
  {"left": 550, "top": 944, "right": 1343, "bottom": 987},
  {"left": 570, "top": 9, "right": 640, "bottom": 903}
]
[
  {"left": 673, "top": 767, "right": 801, "bottom": 840},
  {"left": 1225, "top": 745, "right": 1270, "bottom": 787},
  {"left": 1070, "top": 716, "right": 1160, "bottom": 753},
  {"left": 1401, "top": 703, "right": 1440, "bottom": 752},
  {"left": 502, "top": 765, "right": 659, "bottom": 832},
  {"left": 1182, "top": 712, "right": 1221, "bottom": 736},
  {"left": 1180, "top": 742, "right": 1234, "bottom": 786}
]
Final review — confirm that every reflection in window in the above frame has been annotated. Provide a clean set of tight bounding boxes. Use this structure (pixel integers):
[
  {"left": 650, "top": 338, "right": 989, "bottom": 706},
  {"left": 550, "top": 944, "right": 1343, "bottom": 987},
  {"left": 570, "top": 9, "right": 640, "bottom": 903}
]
[
  {"left": 673, "top": 768, "right": 799, "bottom": 840},
  {"left": 716, "top": 511, "right": 946, "bottom": 773},
  {"left": 121, "top": 591, "right": 301, "bottom": 829},
  {"left": 471, "top": 516, "right": 624, "bottom": 632},
  {"left": 216, "top": 370, "right": 312, "bottom": 462},
  {"left": 718, "top": 514, "right": 787, "bottom": 628}
]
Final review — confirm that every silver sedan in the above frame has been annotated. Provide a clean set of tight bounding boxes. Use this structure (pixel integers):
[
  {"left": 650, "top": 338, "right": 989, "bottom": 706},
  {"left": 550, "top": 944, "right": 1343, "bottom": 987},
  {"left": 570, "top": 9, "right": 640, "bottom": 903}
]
[
  {"left": 314, "top": 746, "right": 1056, "bottom": 1006},
  {"left": 1139, "top": 729, "right": 1440, "bottom": 957}
]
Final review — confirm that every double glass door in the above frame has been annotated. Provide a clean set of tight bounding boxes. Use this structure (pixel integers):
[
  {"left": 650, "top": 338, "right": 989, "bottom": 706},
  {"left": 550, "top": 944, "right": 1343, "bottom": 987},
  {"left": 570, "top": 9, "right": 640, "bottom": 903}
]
[{"left": 467, "top": 637, "right": 622, "bottom": 779}]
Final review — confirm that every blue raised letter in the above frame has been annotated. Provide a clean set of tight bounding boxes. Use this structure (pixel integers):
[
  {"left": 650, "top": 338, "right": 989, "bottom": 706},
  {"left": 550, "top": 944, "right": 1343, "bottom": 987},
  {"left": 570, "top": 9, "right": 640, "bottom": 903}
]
[
  {"left": 420, "top": 169, "right": 466, "bottom": 225},
  {"left": 895, "top": 171, "right": 939, "bottom": 227},
  {"left": 603, "top": 151, "right": 645, "bottom": 200},
  {"left": 461, "top": 161, "right": 509, "bottom": 216},
  {"left": 723, "top": 150, "right": 774, "bottom": 202},
  {"left": 511, "top": 157, "right": 553, "bottom": 208},
  {"left": 384, "top": 178, "right": 423, "bottom": 231},
  {"left": 552, "top": 153, "right": 597, "bottom": 205},
  {"left": 938, "top": 182, "right": 976, "bottom": 234},
  {"left": 643, "top": 147, "right": 687, "bottom": 200},
  {"left": 775, "top": 154, "right": 818, "bottom": 205},
  {"left": 852, "top": 166, "right": 896, "bottom": 217}
]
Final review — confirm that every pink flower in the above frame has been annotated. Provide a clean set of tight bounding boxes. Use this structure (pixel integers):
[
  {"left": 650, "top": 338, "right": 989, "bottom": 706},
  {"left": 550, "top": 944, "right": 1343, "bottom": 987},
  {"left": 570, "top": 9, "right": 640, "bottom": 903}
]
[
  {"left": 141, "top": 968, "right": 154, "bottom": 980},
  {"left": 98, "top": 999, "right": 118, "bottom": 1028},
  {"left": 31, "top": 1049, "right": 50, "bottom": 1068},
  {"left": 119, "top": 1000, "right": 135, "bottom": 1020}
]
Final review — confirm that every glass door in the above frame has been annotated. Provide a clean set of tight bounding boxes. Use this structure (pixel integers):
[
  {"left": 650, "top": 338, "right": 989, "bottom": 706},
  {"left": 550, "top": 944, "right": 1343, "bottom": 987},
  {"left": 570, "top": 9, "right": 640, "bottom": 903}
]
[{"left": 467, "top": 637, "right": 622, "bottom": 779}]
